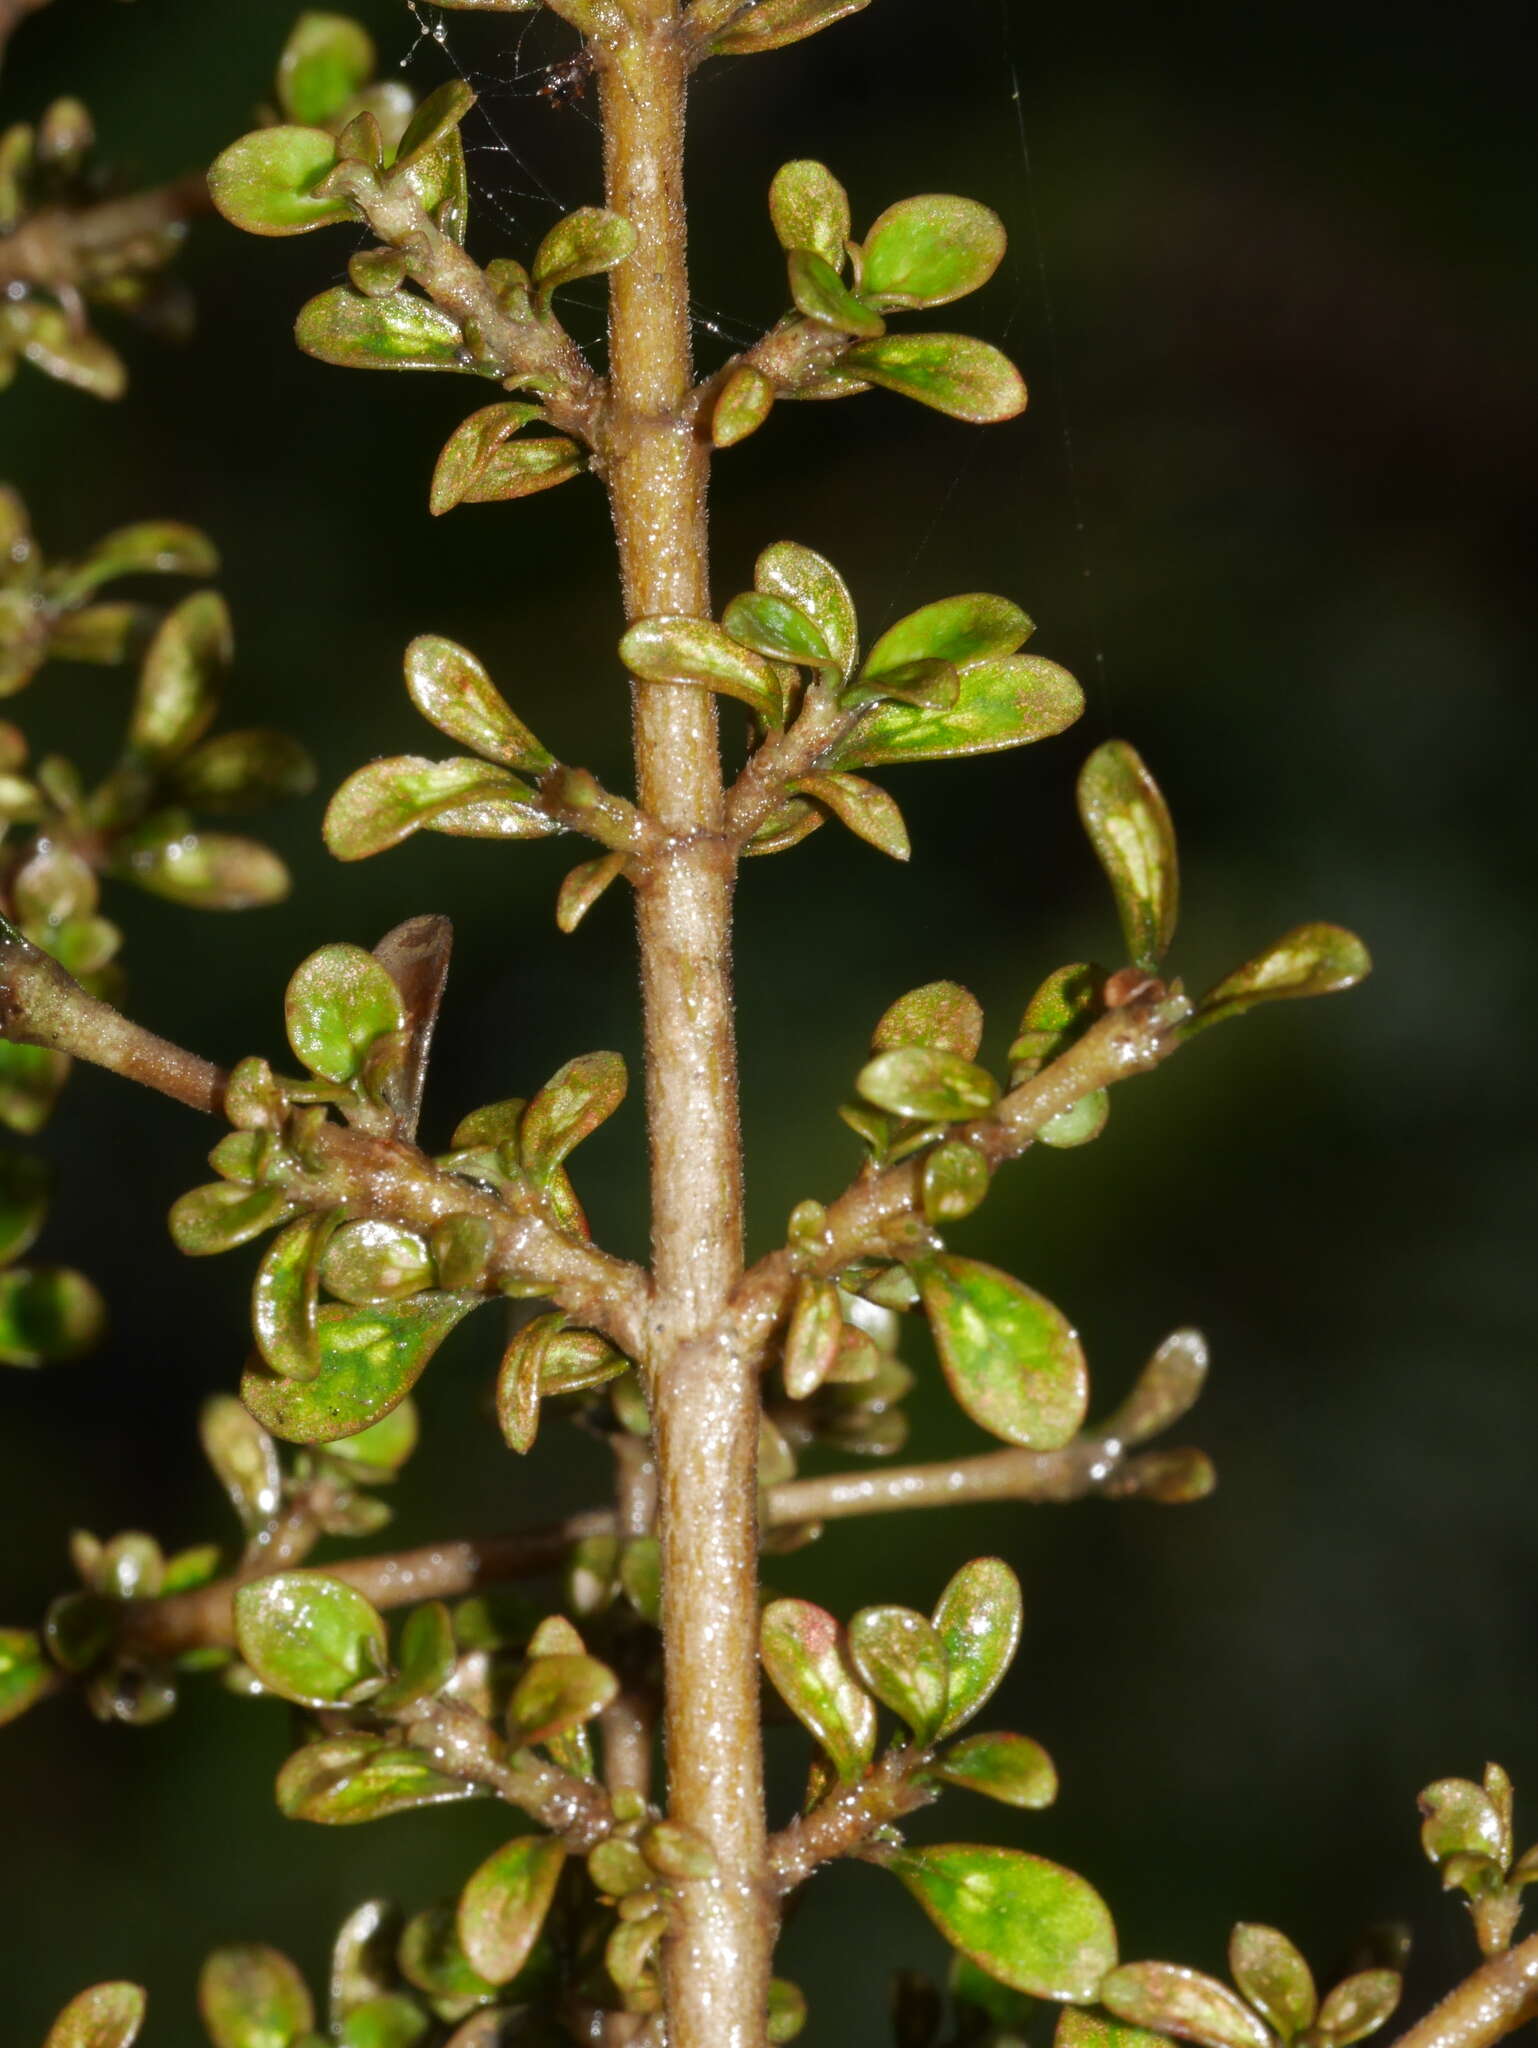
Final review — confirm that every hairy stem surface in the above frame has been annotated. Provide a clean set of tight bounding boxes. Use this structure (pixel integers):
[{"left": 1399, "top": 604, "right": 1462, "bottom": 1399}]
[{"left": 598, "top": 12, "right": 766, "bottom": 2042}]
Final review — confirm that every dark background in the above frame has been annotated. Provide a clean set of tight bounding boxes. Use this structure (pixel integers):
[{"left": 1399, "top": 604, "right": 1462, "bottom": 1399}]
[{"left": 3, "top": 0, "right": 1535, "bottom": 2039}]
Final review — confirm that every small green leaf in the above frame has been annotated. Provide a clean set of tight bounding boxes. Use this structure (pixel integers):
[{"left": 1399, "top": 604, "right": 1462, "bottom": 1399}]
[
  {"left": 932, "top": 1556, "right": 1022, "bottom": 1736},
  {"left": 889, "top": 1844, "right": 1117, "bottom": 2001},
  {"left": 0, "top": 1626, "right": 51, "bottom": 1726},
  {"left": 721, "top": 589, "right": 836, "bottom": 675},
  {"left": 278, "top": 13, "right": 376, "bottom": 125},
  {"left": 921, "top": 1138, "right": 989, "bottom": 1222},
  {"left": 241, "top": 1293, "right": 480, "bottom": 1444},
  {"left": 253, "top": 1213, "right": 336, "bottom": 1381},
  {"left": 338, "top": 1995, "right": 430, "bottom": 2048},
  {"left": 199, "top": 1945, "right": 315, "bottom": 2048},
  {"left": 0, "top": 1041, "right": 68, "bottom": 1137},
  {"left": 372, "top": 1601, "right": 456, "bottom": 1713},
  {"left": 862, "top": 593, "right": 1030, "bottom": 678},
  {"left": 1077, "top": 741, "right": 1178, "bottom": 969},
  {"left": 936, "top": 1731, "right": 1058, "bottom": 1809},
  {"left": 838, "top": 654, "right": 1081, "bottom": 767},
  {"left": 403, "top": 635, "right": 553, "bottom": 771},
  {"left": 234, "top": 1570, "right": 388, "bottom": 1706},
  {"left": 1229, "top": 1926, "right": 1317, "bottom": 2040},
  {"left": 1102, "top": 1328, "right": 1209, "bottom": 1447},
  {"left": 769, "top": 160, "right": 851, "bottom": 267},
  {"left": 532, "top": 207, "right": 637, "bottom": 295},
  {"left": 1038, "top": 1088, "right": 1109, "bottom": 1148},
  {"left": 788, "top": 247, "right": 884, "bottom": 336},
  {"left": 783, "top": 1275, "right": 843, "bottom": 1399},
  {"left": 296, "top": 286, "right": 468, "bottom": 371},
  {"left": 919, "top": 1255, "right": 1088, "bottom": 1451},
  {"left": 556, "top": 850, "right": 627, "bottom": 933},
  {"left": 795, "top": 771, "right": 909, "bottom": 860},
  {"left": 429, "top": 406, "right": 583, "bottom": 513},
  {"left": 61, "top": 519, "right": 219, "bottom": 597},
  {"left": 458, "top": 1834, "right": 567, "bottom": 1986},
  {"left": 860, "top": 195, "right": 1006, "bottom": 310},
  {"left": 209, "top": 126, "right": 352, "bottom": 235},
  {"left": 388, "top": 82, "right": 472, "bottom": 233},
  {"left": 322, "top": 1398, "right": 420, "bottom": 1481},
  {"left": 755, "top": 540, "right": 859, "bottom": 679},
  {"left": 324, "top": 754, "right": 555, "bottom": 860},
  {"left": 277, "top": 1733, "right": 478, "bottom": 1824},
  {"left": 768, "top": 1979, "right": 809, "bottom": 2043},
  {"left": 1188, "top": 925, "right": 1372, "bottom": 1034},
  {"left": 199, "top": 1394, "right": 283, "bottom": 1532},
  {"left": 509, "top": 1651, "right": 618, "bottom": 1746},
  {"left": 397, "top": 1903, "right": 497, "bottom": 2006},
  {"left": 128, "top": 590, "right": 230, "bottom": 760},
  {"left": 620, "top": 616, "right": 784, "bottom": 723},
  {"left": 170, "top": 730, "right": 316, "bottom": 812},
  {"left": 760, "top": 1597, "right": 876, "bottom": 1781},
  {"left": 708, "top": 0, "right": 869, "bottom": 54},
  {"left": 874, "top": 981, "right": 983, "bottom": 1059},
  {"left": 1420, "top": 1778, "right": 1508, "bottom": 1864},
  {"left": 1314, "top": 1972, "right": 1402, "bottom": 2047},
  {"left": 112, "top": 822, "right": 290, "bottom": 910},
  {"left": 44, "top": 1982, "right": 147, "bottom": 2048},
  {"left": 857, "top": 1046, "right": 998, "bottom": 1121},
  {"left": 286, "top": 942, "right": 405, "bottom": 1085},
  {"left": 1101, "top": 1967, "right": 1273, "bottom": 2048},
  {"left": 712, "top": 364, "right": 776, "bottom": 447},
  {"left": 520, "top": 1050, "right": 626, "bottom": 1176},
  {"left": 321, "top": 1221, "right": 435, "bottom": 1305},
  {"left": 0, "top": 1264, "right": 106, "bottom": 1365},
  {"left": 848, "top": 1604, "right": 948, "bottom": 1743},
  {"left": 836, "top": 333, "right": 1026, "bottom": 422},
  {"left": 170, "top": 1182, "right": 299, "bottom": 1257},
  {"left": 1057, "top": 2011, "right": 1175, "bottom": 2048}
]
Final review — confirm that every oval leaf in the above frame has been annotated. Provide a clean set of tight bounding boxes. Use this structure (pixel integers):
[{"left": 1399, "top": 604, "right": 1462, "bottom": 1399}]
[
  {"left": 199, "top": 1945, "right": 315, "bottom": 2048},
  {"left": 863, "top": 593, "right": 1030, "bottom": 679},
  {"left": 210, "top": 126, "right": 351, "bottom": 236},
  {"left": 278, "top": 13, "right": 375, "bottom": 124},
  {"left": 839, "top": 650, "right": 1082, "bottom": 768},
  {"left": 848, "top": 1604, "right": 948, "bottom": 1743},
  {"left": 509, "top": 1651, "right": 618, "bottom": 1746},
  {"left": 324, "top": 755, "right": 555, "bottom": 860},
  {"left": 857, "top": 1046, "right": 997, "bottom": 1121},
  {"left": 620, "top": 616, "right": 783, "bottom": 723},
  {"left": 932, "top": 1556, "right": 1023, "bottom": 1736},
  {"left": 1229, "top": 1926, "right": 1317, "bottom": 2039},
  {"left": 296, "top": 286, "right": 468, "bottom": 371},
  {"left": 760, "top": 1597, "right": 876, "bottom": 1781},
  {"left": 919, "top": 1255, "right": 1088, "bottom": 1451},
  {"left": 1101, "top": 1967, "right": 1273, "bottom": 2048},
  {"left": 874, "top": 980, "right": 984, "bottom": 1059},
  {"left": 1314, "top": 1972, "right": 1402, "bottom": 2047},
  {"left": 233, "top": 1570, "right": 388, "bottom": 1706},
  {"left": 404, "top": 635, "right": 552, "bottom": 771},
  {"left": 889, "top": 1844, "right": 1117, "bottom": 2001},
  {"left": 937, "top": 1731, "right": 1058, "bottom": 1809},
  {"left": 458, "top": 1835, "right": 567, "bottom": 1986},
  {"left": 44, "top": 1983, "right": 146, "bottom": 2048},
  {"left": 241, "top": 1292, "right": 480, "bottom": 1444},
  {"left": 532, "top": 207, "right": 637, "bottom": 294},
  {"left": 755, "top": 540, "right": 858, "bottom": 679},
  {"left": 286, "top": 942, "right": 405, "bottom": 1084},
  {"left": 1190, "top": 924, "right": 1372, "bottom": 1034},
  {"left": 836, "top": 332, "right": 1026, "bottom": 422},
  {"left": 128, "top": 590, "right": 230, "bottom": 760},
  {"left": 1077, "top": 740, "right": 1178, "bottom": 968},
  {"left": 277, "top": 1732, "right": 478, "bottom": 1825},
  {"left": 788, "top": 247, "right": 884, "bottom": 337},
  {"left": 861, "top": 195, "right": 1007, "bottom": 310},
  {"left": 769, "top": 160, "right": 851, "bottom": 267}
]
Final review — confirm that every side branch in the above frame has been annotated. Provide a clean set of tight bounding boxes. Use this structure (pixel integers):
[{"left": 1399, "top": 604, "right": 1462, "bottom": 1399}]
[
  {"left": 0, "top": 174, "right": 211, "bottom": 293},
  {"left": 1387, "top": 1938, "right": 1538, "bottom": 2048},
  {"left": 0, "top": 921, "right": 650, "bottom": 1354},
  {"left": 724, "top": 989, "right": 1189, "bottom": 1363},
  {"left": 767, "top": 1747, "right": 935, "bottom": 1893},
  {"left": 117, "top": 1430, "right": 1191, "bottom": 1662}
]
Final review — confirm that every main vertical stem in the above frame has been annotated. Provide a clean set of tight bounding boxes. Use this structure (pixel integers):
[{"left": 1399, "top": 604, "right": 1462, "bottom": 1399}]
[{"left": 599, "top": 14, "right": 769, "bottom": 2046}]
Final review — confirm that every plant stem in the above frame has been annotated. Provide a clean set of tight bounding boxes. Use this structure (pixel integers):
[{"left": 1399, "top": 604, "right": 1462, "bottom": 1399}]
[
  {"left": 1387, "top": 1936, "right": 1538, "bottom": 2048},
  {"left": 598, "top": 12, "right": 766, "bottom": 2043},
  {"left": 115, "top": 1431, "right": 1201, "bottom": 1662}
]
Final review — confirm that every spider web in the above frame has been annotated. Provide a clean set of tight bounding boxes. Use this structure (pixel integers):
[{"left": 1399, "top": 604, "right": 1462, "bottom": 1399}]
[
  {"left": 397, "top": 0, "right": 764, "bottom": 357},
  {"left": 391, "top": 0, "right": 1109, "bottom": 707}
]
